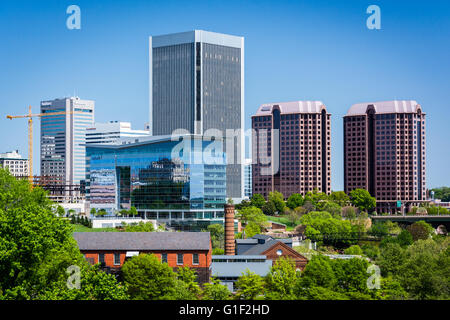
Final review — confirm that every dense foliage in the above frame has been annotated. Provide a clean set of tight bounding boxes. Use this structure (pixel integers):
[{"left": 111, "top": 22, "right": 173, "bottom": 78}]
[{"left": 0, "top": 168, "right": 127, "bottom": 300}]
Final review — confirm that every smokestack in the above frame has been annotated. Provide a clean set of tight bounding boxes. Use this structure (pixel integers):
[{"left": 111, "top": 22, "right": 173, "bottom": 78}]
[{"left": 224, "top": 203, "right": 235, "bottom": 255}]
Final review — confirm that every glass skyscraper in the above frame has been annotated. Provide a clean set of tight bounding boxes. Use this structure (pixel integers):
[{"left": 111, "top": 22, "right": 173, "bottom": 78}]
[
  {"left": 149, "top": 30, "right": 245, "bottom": 201},
  {"left": 40, "top": 97, "right": 95, "bottom": 185},
  {"left": 86, "top": 135, "right": 227, "bottom": 230}
]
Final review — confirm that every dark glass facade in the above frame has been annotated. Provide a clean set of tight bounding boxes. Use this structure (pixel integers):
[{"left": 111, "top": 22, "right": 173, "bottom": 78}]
[{"left": 150, "top": 31, "right": 244, "bottom": 200}]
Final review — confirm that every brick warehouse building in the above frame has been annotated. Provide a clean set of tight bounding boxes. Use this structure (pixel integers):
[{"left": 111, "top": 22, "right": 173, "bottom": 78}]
[
  {"left": 344, "top": 100, "right": 426, "bottom": 214},
  {"left": 73, "top": 232, "right": 212, "bottom": 284},
  {"left": 252, "top": 101, "right": 331, "bottom": 199}
]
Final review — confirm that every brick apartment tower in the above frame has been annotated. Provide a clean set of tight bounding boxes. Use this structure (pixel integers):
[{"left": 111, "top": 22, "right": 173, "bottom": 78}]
[
  {"left": 224, "top": 204, "right": 235, "bottom": 255},
  {"left": 252, "top": 101, "right": 331, "bottom": 199},
  {"left": 343, "top": 100, "right": 426, "bottom": 214}
]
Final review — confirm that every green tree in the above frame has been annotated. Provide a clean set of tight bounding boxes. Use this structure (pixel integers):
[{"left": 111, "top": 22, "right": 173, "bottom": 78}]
[
  {"left": 212, "top": 248, "right": 224, "bottom": 255},
  {"left": 129, "top": 206, "right": 138, "bottom": 217},
  {"left": 236, "top": 206, "right": 268, "bottom": 229},
  {"left": 121, "top": 254, "right": 177, "bottom": 300},
  {"left": 376, "top": 276, "right": 408, "bottom": 300},
  {"left": 286, "top": 193, "right": 304, "bottom": 210},
  {"left": 56, "top": 205, "right": 65, "bottom": 217},
  {"left": 262, "top": 201, "right": 276, "bottom": 216},
  {"left": 265, "top": 257, "right": 298, "bottom": 300},
  {"left": 244, "top": 221, "right": 261, "bottom": 238},
  {"left": 322, "top": 201, "right": 342, "bottom": 216},
  {"left": 90, "top": 207, "right": 96, "bottom": 216},
  {"left": 296, "top": 255, "right": 337, "bottom": 291},
  {"left": 349, "top": 189, "right": 376, "bottom": 213},
  {"left": 0, "top": 169, "right": 81, "bottom": 299},
  {"left": 250, "top": 194, "right": 266, "bottom": 209},
  {"left": 361, "top": 244, "right": 380, "bottom": 260},
  {"left": 207, "top": 223, "right": 224, "bottom": 250},
  {"left": 0, "top": 168, "right": 126, "bottom": 300},
  {"left": 122, "top": 221, "right": 155, "bottom": 232},
  {"left": 234, "top": 270, "right": 265, "bottom": 300},
  {"left": 329, "top": 191, "right": 350, "bottom": 207},
  {"left": 202, "top": 277, "right": 231, "bottom": 300},
  {"left": 396, "top": 229, "right": 413, "bottom": 247},
  {"left": 376, "top": 243, "right": 406, "bottom": 277},
  {"left": 176, "top": 266, "right": 201, "bottom": 299},
  {"left": 299, "top": 211, "right": 355, "bottom": 246},
  {"left": 398, "top": 239, "right": 449, "bottom": 299},
  {"left": 344, "top": 245, "right": 363, "bottom": 255},
  {"left": 304, "top": 189, "right": 328, "bottom": 208},
  {"left": 268, "top": 191, "right": 286, "bottom": 213},
  {"left": 430, "top": 186, "right": 450, "bottom": 202},
  {"left": 331, "top": 258, "right": 370, "bottom": 294},
  {"left": 341, "top": 206, "right": 357, "bottom": 219},
  {"left": 38, "top": 264, "right": 129, "bottom": 300},
  {"left": 406, "top": 221, "right": 434, "bottom": 241},
  {"left": 368, "top": 221, "right": 389, "bottom": 237}
]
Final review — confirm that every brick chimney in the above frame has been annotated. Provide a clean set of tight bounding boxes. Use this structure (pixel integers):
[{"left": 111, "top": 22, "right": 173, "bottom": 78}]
[{"left": 224, "top": 203, "right": 235, "bottom": 255}]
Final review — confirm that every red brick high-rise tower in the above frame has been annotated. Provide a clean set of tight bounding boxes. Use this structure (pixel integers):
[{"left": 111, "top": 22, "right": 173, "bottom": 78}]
[
  {"left": 343, "top": 100, "right": 426, "bottom": 214},
  {"left": 251, "top": 101, "right": 331, "bottom": 199}
]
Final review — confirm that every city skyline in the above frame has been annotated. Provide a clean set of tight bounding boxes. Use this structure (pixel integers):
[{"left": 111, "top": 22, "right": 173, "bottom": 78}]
[{"left": 1, "top": 0, "right": 449, "bottom": 191}]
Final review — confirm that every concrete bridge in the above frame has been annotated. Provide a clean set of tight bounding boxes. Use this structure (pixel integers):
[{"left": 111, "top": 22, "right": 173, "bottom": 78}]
[{"left": 371, "top": 215, "right": 450, "bottom": 229}]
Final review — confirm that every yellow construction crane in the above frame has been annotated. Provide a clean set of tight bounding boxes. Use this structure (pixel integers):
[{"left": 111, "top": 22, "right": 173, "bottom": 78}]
[{"left": 6, "top": 106, "right": 80, "bottom": 184}]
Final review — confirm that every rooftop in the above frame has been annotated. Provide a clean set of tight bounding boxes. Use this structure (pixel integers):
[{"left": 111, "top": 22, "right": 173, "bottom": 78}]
[
  {"left": 151, "top": 30, "right": 243, "bottom": 49},
  {"left": 73, "top": 231, "right": 211, "bottom": 251},
  {"left": 253, "top": 101, "right": 327, "bottom": 116},
  {"left": 345, "top": 100, "right": 423, "bottom": 116}
]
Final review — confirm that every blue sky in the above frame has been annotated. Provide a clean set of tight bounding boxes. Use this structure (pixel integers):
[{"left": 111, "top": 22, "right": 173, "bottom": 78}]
[{"left": 0, "top": 0, "right": 449, "bottom": 190}]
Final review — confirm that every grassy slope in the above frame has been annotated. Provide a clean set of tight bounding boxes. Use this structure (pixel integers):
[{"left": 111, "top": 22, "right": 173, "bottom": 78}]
[
  {"left": 71, "top": 224, "right": 117, "bottom": 232},
  {"left": 265, "top": 214, "right": 296, "bottom": 231}
]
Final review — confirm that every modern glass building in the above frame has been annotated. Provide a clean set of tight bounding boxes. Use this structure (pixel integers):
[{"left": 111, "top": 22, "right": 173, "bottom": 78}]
[
  {"left": 40, "top": 97, "right": 95, "bottom": 185},
  {"left": 149, "top": 30, "right": 245, "bottom": 202},
  {"left": 244, "top": 158, "right": 252, "bottom": 199},
  {"left": 86, "top": 135, "right": 227, "bottom": 230}
]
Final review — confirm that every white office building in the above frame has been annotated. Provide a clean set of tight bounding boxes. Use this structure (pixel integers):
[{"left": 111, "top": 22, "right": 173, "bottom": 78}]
[
  {"left": 40, "top": 97, "right": 95, "bottom": 185},
  {"left": 0, "top": 150, "right": 29, "bottom": 177},
  {"left": 86, "top": 121, "right": 150, "bottom": 145}
]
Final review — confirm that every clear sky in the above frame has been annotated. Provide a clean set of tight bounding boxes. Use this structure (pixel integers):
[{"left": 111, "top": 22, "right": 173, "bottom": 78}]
[{"left": 0, "top": 0, "right": 449, "bottom": 191}]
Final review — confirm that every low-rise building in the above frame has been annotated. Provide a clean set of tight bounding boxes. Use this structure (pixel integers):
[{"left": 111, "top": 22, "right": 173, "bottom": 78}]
[
  {"left": 85, "top": 121, "right": 150, "bottom": 145},
  {"left": 210, "top": 255, "right": 272, "bottom": 292},
  {"left": 0, "top": 150, "right": 29, "bottom": 177},
  {"left": 73, "top": 231, "right": 212, "bottom": 284},
  {"left": 236, "top": 234, "right": 308, "bottom": 270}
]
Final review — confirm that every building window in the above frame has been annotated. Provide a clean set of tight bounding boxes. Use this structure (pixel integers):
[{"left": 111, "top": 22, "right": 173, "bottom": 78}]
[
  {"left": 276, "top": 249, "right": 283, "bottom": 256},
  {"left": 177, "top": 253, "right": 184, "bottom": 265},
  {"left": 114, "top": 253, "right": 121, "bottom": 265},
  {"left": 161, "top": 253, "right": 168, "bottom": 263},
  {"left": 98, "top": 253, "right": 105, "bottom": 264},
  {"left": 192, "top": 253, "right": 199, "bottom": 265}
]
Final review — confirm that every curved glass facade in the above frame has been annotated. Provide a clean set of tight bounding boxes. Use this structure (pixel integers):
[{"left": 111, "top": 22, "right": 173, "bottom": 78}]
[{"left": 86, "top": 136, "right": 226, "bottom": 219}]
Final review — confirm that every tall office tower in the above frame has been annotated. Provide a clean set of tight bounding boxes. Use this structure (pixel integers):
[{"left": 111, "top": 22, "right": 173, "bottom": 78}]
[
  {"left": 40, "top": 97, "right": 95, "bottom": 185},
  {"left": 343, "top": 100, "right": 426, "bottom": 213},
  {"left": 252, "top": 101, "right": 331, "bottom": 199},
  {"left": 86, "top": 121, "right": 150, "bottom": 145},
  {"left": 0, "top": 150, "right": 29, "bottom": 177},
  {"left": 149, "top": 30, "right": 245, "bottom": 201}
]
